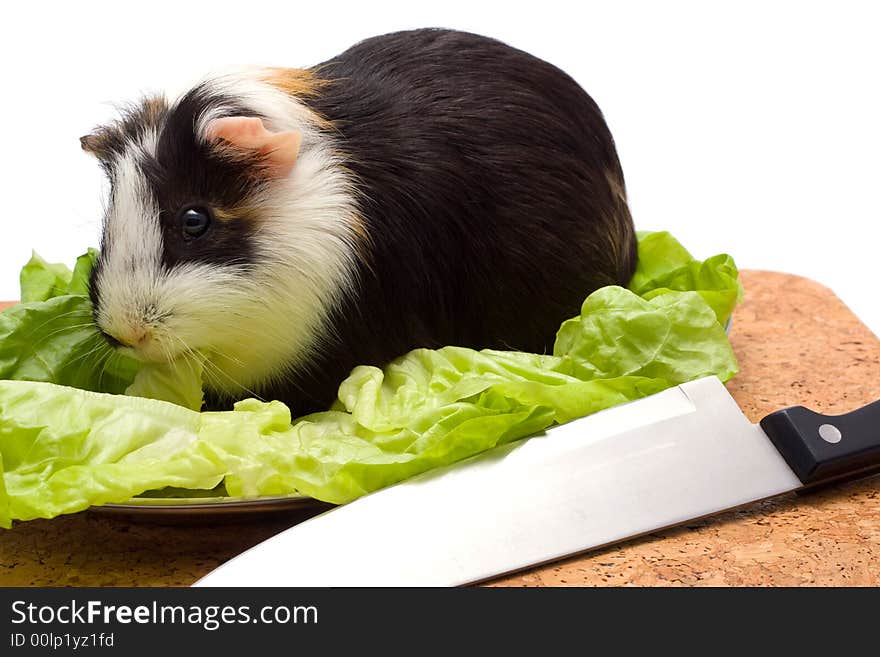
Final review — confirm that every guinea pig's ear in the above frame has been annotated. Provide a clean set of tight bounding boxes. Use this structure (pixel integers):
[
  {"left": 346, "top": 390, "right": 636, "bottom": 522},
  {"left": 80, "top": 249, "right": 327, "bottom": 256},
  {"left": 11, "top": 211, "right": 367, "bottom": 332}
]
[
  {"left": 205, "top": 116, "right": 302, "bottom": 177},
  {"left": 80, "top": 127, "right": 116, "bottom": 161}
]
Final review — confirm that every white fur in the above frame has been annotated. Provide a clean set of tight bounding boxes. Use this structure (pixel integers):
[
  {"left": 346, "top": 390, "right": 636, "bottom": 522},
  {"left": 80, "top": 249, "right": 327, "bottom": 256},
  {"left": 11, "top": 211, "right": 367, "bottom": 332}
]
[
  {"left": 95, "top": 70, "right": 361, "bottom": 402},
  {"left": 94, "top": 151, "right": 164, "bottom": 349},
  {"left": 139, "top": 125, "right": 160, "bottom": 158}
]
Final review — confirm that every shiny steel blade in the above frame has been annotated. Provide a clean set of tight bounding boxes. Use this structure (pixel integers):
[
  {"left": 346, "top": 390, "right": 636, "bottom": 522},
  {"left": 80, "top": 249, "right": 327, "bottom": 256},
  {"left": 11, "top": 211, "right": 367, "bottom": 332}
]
[{"left": 195, "top": 376, "right": 801, "bottom": 587}]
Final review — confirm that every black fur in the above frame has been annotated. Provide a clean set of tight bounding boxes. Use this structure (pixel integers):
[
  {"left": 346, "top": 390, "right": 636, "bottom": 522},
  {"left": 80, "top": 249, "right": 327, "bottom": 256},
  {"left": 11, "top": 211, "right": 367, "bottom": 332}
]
[
  {"left": 271, "top": 28, "right": 637, "bottom": 416},
  {"left": 145, "top": 85, "right": 263, "bottom": 270}
]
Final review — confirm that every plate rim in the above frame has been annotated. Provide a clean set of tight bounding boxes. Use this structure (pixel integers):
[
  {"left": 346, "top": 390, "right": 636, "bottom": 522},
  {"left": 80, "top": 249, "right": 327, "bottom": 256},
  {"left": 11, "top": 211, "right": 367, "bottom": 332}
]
[{"left": 90, "top": 492, "right": 327, "bottom": 514}]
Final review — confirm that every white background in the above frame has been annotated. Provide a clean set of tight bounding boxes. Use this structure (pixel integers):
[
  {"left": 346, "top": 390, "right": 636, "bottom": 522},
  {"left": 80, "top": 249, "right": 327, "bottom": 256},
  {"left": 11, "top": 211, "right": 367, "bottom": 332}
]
[{"left": 2, "top": 1, "right": 878, "bottom": 335}]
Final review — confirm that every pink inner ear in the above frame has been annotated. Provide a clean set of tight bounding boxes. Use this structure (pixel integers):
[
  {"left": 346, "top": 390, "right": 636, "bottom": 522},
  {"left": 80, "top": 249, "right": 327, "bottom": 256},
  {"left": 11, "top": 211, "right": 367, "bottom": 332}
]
[{"left": 205, "top": 116, "right": 302, "bottom": 175}]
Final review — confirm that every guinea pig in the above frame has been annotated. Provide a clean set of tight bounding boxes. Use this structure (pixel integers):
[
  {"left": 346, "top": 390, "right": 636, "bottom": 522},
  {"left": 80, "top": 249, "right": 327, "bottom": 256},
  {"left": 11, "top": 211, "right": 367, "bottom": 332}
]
[{"left": 81, "top": 28, "right": 637, "bottom": 417}]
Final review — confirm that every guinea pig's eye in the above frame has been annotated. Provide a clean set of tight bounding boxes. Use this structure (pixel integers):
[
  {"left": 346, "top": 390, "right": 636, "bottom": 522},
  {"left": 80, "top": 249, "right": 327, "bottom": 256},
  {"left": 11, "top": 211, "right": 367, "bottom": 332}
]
[{"left": 179, "top": 207, "right": 212, "bottom": 239}]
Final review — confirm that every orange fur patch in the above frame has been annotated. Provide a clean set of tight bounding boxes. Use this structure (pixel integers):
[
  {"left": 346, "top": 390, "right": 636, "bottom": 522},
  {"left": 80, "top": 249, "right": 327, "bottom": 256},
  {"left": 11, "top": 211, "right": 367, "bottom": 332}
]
[
  {"left": 212, "top": 206, "right": 244, "bottom": 222},
  {"left": 261, "top": 67, "right": 324, "bottom": 96},
  {"left": 261, "top": 67, "right": 334, "bottom": 129}
]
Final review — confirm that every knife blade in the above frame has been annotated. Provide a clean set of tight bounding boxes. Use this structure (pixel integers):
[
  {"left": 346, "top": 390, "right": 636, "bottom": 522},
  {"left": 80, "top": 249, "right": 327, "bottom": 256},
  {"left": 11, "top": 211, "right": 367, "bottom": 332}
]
[{"left": 194, "top": 375, "right": 880, "bottom": 586}]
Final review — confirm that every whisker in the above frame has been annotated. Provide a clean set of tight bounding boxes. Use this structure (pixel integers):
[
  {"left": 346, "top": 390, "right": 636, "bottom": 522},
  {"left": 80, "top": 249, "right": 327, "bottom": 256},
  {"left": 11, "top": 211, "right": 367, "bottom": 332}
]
[
  {"left": 30, "top": 322, "right": 99, "bottom": 345},
  {"left": 21, "top": 310, "right": 95, "bottom": 342},
  {"left": 65, "top": 334, "right": 112, "bottom": 388},
  {"left": 94, "top": 353, "right": 107, "bottom": 391},
  {"left": 34, "top": 323, "right": 97, "bottom": 340},
  {"left": 93, "top": 345, "right": 115, "bottom": 393},
  {"left": 64, "top": 340, "right": 107, "bottom": 370},
  {"left": 100, "top": 348, "right": 127, "bottom": 392},
  {"left": 165, "top": 334, "right": 265, "bottom": 403}
]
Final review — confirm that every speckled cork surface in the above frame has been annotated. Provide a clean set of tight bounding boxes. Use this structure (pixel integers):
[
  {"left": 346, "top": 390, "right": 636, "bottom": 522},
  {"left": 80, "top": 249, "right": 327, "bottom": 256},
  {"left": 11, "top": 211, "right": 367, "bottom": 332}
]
[{"left": 1, "top": 270, "right": 879, "bottom": 586}]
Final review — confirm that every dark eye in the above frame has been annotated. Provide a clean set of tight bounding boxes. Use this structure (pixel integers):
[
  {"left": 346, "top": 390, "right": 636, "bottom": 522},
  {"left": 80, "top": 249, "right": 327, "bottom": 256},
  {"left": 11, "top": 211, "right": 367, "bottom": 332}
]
[{"left": 180, "top": 207, "right": 212, "bottom": 239}]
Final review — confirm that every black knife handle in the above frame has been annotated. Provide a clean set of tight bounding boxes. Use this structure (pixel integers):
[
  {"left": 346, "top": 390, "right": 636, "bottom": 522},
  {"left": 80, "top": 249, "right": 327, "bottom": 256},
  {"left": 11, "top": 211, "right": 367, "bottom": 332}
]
[{"left": 760, "top": 400, "right": 880, "bottom": 485}]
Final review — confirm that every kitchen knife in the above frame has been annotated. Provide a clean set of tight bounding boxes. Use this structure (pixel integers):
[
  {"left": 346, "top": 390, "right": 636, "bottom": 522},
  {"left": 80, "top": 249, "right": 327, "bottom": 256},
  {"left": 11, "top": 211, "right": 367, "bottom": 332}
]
[{"left": 194, "top": 375, "right": 880, "bottom": 586}]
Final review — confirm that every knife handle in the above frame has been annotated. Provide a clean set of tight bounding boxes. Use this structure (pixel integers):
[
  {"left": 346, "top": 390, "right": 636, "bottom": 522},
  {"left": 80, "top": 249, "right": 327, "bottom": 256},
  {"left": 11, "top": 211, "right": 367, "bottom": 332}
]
[{"left": 760, "top": 399, "right": 880, "bottom": 485}]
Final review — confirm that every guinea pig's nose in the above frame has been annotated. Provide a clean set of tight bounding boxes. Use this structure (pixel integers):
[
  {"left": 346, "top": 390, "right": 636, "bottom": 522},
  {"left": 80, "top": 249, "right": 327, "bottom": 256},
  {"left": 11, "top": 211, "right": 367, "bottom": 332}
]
[{"left": 104, "top": 326, "right": 151, "bottom": 349}]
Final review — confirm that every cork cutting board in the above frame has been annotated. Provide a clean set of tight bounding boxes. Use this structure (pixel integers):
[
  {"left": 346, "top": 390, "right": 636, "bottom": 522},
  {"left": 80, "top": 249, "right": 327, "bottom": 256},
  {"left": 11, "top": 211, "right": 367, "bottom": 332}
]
[{"left": 0, "top": 270, "right": 878, "bottom": 586}]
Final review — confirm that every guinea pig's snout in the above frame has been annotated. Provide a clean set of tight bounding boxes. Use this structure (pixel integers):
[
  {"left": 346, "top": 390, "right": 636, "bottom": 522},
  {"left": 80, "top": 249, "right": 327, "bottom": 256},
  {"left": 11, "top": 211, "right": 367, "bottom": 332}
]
[
  {"left": 93, "top": 287, "right": 171, "bottom": 360},
  {"left": 95, "top": 305, "right": 159, "bottom": 353}
]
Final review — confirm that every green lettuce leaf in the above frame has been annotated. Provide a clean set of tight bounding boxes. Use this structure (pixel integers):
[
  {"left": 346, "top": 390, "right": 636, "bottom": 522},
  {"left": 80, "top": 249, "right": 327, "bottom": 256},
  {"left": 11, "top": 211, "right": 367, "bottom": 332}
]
[
  {"left": 0, "top": 295, "right": 139, "bottom": 394},
  {"left": 0, "top": 231, "right": 743, "bottom": 526},
  {"left": 628, "top": 231, "right": 743, "bottom": 325},
  {"left": 19, "top": 248, "right": 99, "bottom": 302},
  {"left": 124, "top": 351, "right": 206, "bottom": 411},
  {"left": 67, "top": 249, "right": 100, "bottom": 297},
  {"left": 19, "top": 252, "right": 73, "bottom": 303},
  {"left": 0, "top": 381, "right": 221, "bottom": 525}
]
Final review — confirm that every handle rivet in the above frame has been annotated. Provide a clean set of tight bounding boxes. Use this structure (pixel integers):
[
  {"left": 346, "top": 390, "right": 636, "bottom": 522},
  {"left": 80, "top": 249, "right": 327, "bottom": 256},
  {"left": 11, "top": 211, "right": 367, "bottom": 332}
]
[{"left": 818, "top": 423, "right": 842, "bottom": 444}]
